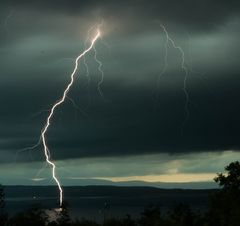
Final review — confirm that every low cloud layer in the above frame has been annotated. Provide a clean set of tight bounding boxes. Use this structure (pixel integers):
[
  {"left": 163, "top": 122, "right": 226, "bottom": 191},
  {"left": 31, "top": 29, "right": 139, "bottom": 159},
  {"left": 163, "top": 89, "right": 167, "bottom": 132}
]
[{"left": 0, "top": 151, "right": 238, "bottom": 185}]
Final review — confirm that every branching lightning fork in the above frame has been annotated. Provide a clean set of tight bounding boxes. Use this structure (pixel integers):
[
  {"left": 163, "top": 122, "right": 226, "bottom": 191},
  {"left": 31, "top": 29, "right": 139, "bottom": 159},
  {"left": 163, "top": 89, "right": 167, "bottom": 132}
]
[
  {"left": 18, "top": 22, "right": 189, "bottom": 209},
  {"left": 158, "top": 24, "right": 190, "bottom": 129},
  {"left": 41, "top": 29, "right": 101, "bottom": 208},
  {"left": 93, "top": 44, "right": 105, "bottom": 99},
  {"left": 84, "top": 22, "right": 105, "bottom": 100}
]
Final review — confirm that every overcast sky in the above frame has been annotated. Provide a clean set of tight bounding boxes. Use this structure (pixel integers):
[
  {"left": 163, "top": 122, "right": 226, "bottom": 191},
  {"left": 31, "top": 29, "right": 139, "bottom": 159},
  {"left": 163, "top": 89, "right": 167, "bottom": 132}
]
[{"left": 0, "top": 0, "right": 240, "bottom": 187}]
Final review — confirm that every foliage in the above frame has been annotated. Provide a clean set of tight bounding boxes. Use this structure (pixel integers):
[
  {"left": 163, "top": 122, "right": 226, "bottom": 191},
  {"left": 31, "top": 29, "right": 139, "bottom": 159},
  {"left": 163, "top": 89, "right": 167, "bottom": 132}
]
[
  {"left": 8, "top": 204, "right": 48, "bottom": 226},
  {"left": 214, "top": 161, "right": 240, "bottom": 191},
  {"left": 167, "top": 203, "right": 195, "bottom": 226},
  {"left": 138, "top": 205, "right": 163, "bottom": 226},
  {"left": 208, "top": 161, "right": 240, "bottom": 226}
]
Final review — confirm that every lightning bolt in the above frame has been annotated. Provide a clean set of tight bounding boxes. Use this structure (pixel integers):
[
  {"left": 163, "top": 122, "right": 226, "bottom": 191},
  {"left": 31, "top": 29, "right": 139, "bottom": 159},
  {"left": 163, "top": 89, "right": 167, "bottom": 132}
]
[
  {"left": 41, "top": 29, "right": 101, "bottom": 208},
  {"left": 158, "top": 24, "right": 189, "bottom": 130}
]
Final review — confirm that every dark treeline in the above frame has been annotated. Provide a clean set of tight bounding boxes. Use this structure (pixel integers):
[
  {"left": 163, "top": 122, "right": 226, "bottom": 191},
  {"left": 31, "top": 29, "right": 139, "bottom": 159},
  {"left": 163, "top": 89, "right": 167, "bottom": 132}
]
[{"left": 1, "top": 161, "right": 240, "bottom": 226}]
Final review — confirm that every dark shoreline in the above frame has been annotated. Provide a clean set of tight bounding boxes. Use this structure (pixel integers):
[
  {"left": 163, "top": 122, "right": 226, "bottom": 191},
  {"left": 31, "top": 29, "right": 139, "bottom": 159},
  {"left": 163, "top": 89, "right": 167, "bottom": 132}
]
[{"left": 4, "top": 185, "right": 216, "bottom": 219}]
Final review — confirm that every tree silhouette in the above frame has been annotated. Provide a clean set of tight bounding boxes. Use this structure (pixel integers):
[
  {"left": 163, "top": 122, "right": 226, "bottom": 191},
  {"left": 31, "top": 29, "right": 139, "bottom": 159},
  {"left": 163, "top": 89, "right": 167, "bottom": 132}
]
[
  {"left": 71, "top": 218, "right": 100, "bottom": 226},
  {"left": 8, "top": 204, "right": 48, "bottom": 226},
  {"left": 214, "top": 161, "right": 240, "bottom": 191},
  {"left": 121, "top": 214, "right": 136, "bottom": 226},
  {"left": 167, "top": 203, "right": 195, "bottom": 226},
  {"left": 208, "top": 161, "right": 240, "bottom": 226},
  {"left": 0, "top": 184, "right": 7, "bottom": 226},
  {"left": 138, "top": 205, "right": 163, "bottom": 226}
]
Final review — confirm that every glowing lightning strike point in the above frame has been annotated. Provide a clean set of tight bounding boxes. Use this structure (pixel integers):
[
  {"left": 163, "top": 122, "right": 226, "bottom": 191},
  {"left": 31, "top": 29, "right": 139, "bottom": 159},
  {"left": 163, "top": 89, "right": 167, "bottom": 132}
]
[
  {"left": 159, "top": 24, "right": 190, "bottom": 131},
  {"left": 41, "top": 29, "right": 101, "bottom": 208}
]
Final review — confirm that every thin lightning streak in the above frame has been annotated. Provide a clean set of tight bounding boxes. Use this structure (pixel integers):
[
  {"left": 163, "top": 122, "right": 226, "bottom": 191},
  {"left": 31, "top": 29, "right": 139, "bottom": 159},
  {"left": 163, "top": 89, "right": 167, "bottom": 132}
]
[
  {"left": 14, "top": 137, "right": 42, "bottom": 163},
  {"left": 33, "top": 162, "right": 48, "bottom": 180},
  {"left": 66, "top": 95, "right": 88, "bottom": 117},
  {"left": 33, "top": 162, "right": 72, "bottom": 182},
  {"left": 78, "top": 22, "right": 104, "bottom": 111},
  {"left": 84, "top": 22, "right": 105, "bottom": 101},
  {"left": 82, "top": 54, "right": 92, "bottom": 110},
  {"left": 83, "top": 55, "right": 90, "bottom": 80},
  {"left": 156, "top": 29, "right": 168, "bottom": 100},
  {"left": 100, "top": 38, "right": 112, "bottom": 56},
  {"left": 30, "top": 109, "right": 50, "bottom": 119},
  {"left": 1, "top": 10, "right": 13, "bottom": 32},
  {"left": 82, "top": 27, "right": 92, "bottom": 110},
  {"left": 41, "top": 29, "right": 101, "bottom": 208},
  {"left": 159, "top": 24, "right": 190, "bottom": 130},
  {"left": 93, "top": 44, "right": 105, "bottom": 99}
]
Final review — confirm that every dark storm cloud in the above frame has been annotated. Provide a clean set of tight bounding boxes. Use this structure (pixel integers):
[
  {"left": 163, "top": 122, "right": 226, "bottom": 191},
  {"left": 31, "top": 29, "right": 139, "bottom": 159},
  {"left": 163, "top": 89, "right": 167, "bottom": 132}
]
[
  {"left": 0, "top": 0, "right": 240, "bottom": 164},
  {"left": 1, "top": 0, "right": 240, "bottom": 31},
  {"left": 1, "top": 71, "right": 240, "bottom": 162}
]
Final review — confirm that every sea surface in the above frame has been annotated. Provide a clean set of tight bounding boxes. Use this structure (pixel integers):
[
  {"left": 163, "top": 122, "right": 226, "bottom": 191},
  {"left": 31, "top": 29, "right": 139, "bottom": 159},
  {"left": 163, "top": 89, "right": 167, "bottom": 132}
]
[{"left": 4, "top": 186, "right": 214, "bottom": 221}]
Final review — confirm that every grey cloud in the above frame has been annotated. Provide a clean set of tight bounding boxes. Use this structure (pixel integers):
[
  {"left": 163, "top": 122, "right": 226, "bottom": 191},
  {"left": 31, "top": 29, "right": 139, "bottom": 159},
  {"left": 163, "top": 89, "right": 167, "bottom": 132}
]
[
  {"left": 0, "top": 0, "right": 240, "bottom": 164},
  {"left": 1, "top": 0, "right": 240, "bottom": 34},
  {"left": 1, "top": 151, "right": 239, "bottom": 185},
  {"left": 1, "top": 73, "right": 240, "bottom": 162}
]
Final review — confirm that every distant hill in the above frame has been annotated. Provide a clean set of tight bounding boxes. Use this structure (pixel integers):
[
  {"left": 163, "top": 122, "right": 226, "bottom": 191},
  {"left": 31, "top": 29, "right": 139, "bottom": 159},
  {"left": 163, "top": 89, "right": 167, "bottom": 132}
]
[
  {"left": 4, "top": 185, "right": 218, "bottom": 198},
  {"left": 2, "top": 178, "right": 217, "bottom": 189}
]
